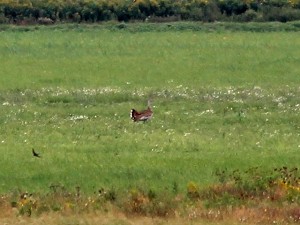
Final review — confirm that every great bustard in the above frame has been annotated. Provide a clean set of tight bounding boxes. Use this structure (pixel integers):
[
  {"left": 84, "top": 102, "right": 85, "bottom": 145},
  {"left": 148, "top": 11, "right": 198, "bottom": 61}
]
[{"left": 130, "top": 100, "right": 153, "bottom": 122}]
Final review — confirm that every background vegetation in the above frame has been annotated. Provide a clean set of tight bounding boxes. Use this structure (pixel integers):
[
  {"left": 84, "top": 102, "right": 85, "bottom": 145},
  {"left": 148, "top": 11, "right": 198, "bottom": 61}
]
[{"left": 1, "top": 0, "right": 300, "bottom": 24}]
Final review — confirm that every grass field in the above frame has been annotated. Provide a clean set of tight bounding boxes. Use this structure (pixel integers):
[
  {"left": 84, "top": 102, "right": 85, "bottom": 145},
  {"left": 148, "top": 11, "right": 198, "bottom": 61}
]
[{"left": 0, "top": 22, "right": 299, "bottom": 223}]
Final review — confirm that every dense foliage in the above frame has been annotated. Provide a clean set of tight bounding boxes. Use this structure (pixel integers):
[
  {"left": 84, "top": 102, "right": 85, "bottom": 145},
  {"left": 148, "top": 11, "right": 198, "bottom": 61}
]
[{"left": 1, "top": 0, "right": 300, "bottom": 24}]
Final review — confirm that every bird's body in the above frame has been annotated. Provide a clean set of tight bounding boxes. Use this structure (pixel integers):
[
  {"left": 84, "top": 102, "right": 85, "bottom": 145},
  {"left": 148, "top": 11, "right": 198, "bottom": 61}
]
[
  {"left": 32, "top": 148, "right": 41, "bottom": 158},
  {"left": 130, "top": 100, "right": 153, "bottom": 122}
]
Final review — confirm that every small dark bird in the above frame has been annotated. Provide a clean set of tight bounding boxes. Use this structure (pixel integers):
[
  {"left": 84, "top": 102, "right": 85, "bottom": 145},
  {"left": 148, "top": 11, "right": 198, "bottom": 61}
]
[
  {"left": 32, "top": 148, "right": 41, "bottom": 158},
  {"left": 130, "top": 100, "right": 153, "bottom": 122}
]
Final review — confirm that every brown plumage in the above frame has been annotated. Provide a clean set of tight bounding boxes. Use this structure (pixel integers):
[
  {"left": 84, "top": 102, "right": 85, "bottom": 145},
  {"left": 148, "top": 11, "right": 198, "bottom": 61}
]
[{"left": 130, "top": 100, "right": 153, "bottom": 122}]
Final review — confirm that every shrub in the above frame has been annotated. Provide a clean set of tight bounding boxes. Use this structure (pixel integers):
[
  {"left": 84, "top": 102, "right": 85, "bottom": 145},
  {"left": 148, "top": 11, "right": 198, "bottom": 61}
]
[
  {"left": 202, "top": 1, "right": 223, "bottom": 22},
  {"left": 0, "top": 11, "right": 9, "bottom": 23},
  {"left": 217, "top": 0, "right": 248, "bottom": 16},
  {"left": 262, "top": 6, "right": 300, "bottom": 22},
  {"left": 205, "top": 167, "right": 300, "bottom": 208},
  {"left": 1, "top": 1, "right": 300, "bottom": 24},
  {"left": 187, "top": 181, "right": 200, "bottom": 200},
  {"left": 236, "top": 9, "right": 260, "bottom": 22}
]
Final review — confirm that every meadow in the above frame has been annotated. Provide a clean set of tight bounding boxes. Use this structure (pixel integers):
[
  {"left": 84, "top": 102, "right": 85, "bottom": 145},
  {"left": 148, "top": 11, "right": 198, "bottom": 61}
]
[{"left": 0, "top": 22, "right": 299, "bottom": 223}]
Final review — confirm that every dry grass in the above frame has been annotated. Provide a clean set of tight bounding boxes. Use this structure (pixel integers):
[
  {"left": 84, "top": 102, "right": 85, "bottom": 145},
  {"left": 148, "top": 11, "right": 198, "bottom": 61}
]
[
  {"left": 0, "top": 191, "right": 299, "bottom": 225},
  {"left": 0, "top": 206, "right": 299, "bottom": 225},
  {"left": 0, "top": 167, "right": 299, "bottom": 225},
  {"left": 187, "top": 204, "right": 300, "bottom": 224}
]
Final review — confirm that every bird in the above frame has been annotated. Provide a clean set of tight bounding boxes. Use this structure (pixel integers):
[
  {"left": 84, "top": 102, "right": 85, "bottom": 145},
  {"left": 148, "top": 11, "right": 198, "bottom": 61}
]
[
  {"left": 130, "top": 100, "right": 153, "bottom": 122},
  {"left": 32, "top": 148, "right": 41, "bottom": 158}
]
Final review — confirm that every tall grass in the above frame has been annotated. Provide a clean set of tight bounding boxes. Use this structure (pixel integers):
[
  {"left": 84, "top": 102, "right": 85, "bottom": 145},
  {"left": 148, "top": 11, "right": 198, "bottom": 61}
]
[
  {"left": 0, "top": 23, "right": 299, "bottom": 195},
  {"left": 1, "top": 24, "right": 300, "bottom": 90}
]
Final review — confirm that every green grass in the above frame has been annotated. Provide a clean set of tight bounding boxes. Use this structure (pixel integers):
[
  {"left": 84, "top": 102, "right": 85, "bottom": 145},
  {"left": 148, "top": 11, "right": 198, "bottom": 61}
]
[{"left": 0, "top": 23, "right": 299, "bottom": 195}]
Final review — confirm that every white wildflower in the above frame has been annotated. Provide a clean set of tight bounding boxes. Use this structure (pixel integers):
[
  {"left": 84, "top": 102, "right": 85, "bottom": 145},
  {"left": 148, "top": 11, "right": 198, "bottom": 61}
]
[
  {"left": 70, "top": 115, "right": 88, "bottom": 121},
  {"left": 184, "top": 133, "right": 191, "bottom": 137}
]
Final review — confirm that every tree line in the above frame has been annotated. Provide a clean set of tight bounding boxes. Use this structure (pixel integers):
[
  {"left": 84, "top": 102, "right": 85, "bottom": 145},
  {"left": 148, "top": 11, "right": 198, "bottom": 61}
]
[{"left": 1, "top": 0, "right": 300, "bottom": 24}]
